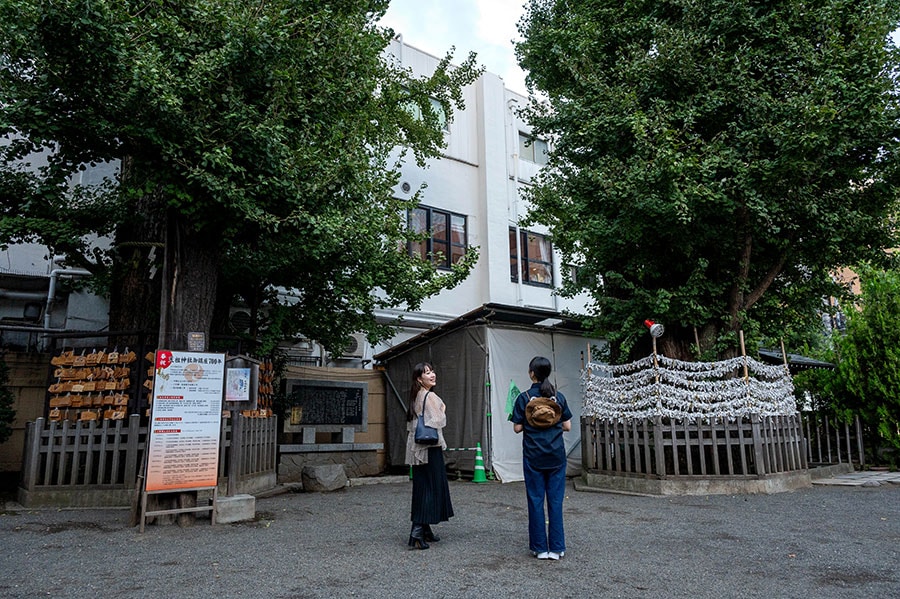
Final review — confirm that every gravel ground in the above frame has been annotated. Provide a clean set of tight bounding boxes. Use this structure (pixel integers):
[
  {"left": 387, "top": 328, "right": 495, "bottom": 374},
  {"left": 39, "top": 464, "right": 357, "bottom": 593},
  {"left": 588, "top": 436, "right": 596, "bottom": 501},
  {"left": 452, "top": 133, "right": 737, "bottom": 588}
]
[{"left": 1, "top": 479, "right": 898, "bottom": 598}]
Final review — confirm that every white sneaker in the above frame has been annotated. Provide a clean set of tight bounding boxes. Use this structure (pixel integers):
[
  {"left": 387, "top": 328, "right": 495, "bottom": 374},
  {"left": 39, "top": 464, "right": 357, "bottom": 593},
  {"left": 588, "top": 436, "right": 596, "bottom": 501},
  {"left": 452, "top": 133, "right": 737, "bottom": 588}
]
[
  {"left": 548, "top": 552, "right": 560, "bottom": 560},
  {"left": 536, "top": 552, "right": 550, "bottom": 560}
]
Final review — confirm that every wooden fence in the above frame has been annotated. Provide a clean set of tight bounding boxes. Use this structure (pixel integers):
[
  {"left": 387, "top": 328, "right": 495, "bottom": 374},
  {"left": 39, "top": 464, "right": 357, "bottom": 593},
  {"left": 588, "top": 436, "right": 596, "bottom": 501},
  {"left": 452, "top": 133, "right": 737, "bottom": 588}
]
[
  {"left": 581, "top": 414, "right": 807, "bottom": 479},
  {"left": 801, "top": 412, "right": 864, "bottom": 467},
  {"left": 18, "top": 414, "right": 278, "bottom": 507}
]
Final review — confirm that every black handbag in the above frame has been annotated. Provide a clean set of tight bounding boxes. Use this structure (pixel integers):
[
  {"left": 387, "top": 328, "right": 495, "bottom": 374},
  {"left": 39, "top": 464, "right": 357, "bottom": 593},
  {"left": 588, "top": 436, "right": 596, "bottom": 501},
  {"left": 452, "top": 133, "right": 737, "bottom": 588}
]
[{"left": 414, "top": 391, "right": 439, "bottom": 445}]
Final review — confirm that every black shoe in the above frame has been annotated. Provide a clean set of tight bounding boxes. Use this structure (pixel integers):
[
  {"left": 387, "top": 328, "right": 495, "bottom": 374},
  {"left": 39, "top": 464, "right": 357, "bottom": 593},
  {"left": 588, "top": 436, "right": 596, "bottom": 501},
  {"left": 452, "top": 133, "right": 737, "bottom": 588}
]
[
  {"left": 423, "top": 524, "right": 440, "bottom": 542},
  {"left": 408, "top": 524, "right": 430, "bottom": 550}
]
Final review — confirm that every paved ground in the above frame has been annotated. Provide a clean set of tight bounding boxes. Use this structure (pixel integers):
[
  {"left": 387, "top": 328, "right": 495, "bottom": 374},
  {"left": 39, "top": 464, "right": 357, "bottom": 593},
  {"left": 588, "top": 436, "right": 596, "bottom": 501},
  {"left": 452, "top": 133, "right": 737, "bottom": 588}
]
[
  {"left": 811, "top": 469, "right": 900, "bottom": 487},
  {"left": 1, "top": 470, "right": 898, "bottom": 599}
]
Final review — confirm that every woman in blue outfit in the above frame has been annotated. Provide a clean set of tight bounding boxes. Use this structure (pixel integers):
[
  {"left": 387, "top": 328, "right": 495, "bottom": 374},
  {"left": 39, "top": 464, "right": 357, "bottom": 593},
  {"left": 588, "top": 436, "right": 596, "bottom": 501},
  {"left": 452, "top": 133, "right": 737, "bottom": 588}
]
[{"left": 511, "top": 356, "right": 572, "bottom": 560}]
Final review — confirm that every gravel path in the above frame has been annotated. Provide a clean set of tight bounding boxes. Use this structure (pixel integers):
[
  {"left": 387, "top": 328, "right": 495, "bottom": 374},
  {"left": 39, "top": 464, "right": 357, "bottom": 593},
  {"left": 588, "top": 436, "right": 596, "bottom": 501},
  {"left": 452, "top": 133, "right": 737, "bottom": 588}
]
[{"left": 1, "top": 479, "right": 898, "bottom": 598}]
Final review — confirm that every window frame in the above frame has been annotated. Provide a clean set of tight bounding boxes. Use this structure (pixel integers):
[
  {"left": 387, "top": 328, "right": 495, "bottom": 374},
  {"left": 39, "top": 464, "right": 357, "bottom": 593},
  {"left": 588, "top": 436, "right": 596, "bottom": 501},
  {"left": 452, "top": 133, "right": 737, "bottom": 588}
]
[
  {"left": 402, "top": 89, "right": 449, "bottom": 132},
  {"left": 509, "top": 227, "right": 554, "bottom": 287},
  {"left": 518, "top": 132, "right": 549, "bottom": 165},
  {"left": 408, "top": 205, "right": 468, "bottom": 270}
]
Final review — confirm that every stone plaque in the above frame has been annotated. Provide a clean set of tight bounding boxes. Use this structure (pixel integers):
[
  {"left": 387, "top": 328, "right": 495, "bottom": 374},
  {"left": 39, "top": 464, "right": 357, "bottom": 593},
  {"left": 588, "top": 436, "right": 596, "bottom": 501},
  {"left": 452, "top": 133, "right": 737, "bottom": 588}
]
[{"left": 283, "top": 380, "right": 368, "bottom": 432}]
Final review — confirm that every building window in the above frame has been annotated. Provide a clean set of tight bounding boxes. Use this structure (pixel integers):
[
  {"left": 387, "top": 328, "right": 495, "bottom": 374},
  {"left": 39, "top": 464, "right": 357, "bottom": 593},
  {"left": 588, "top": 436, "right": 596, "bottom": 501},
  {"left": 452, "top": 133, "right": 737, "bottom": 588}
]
[
  {"left": 518, "top": 133, "right": 549, "bottom": 165},
  {"left": 403, "top": 92, "right": 448, "bottom": 132},
  {"left": 509, "top": 227, "right": 519, "bottom": 282},
  {"left": 409, "top": 206, "right": 467, "bottom": 269},
  {"left": 509, "top": 228, "right": 553, "bottom": 286}
]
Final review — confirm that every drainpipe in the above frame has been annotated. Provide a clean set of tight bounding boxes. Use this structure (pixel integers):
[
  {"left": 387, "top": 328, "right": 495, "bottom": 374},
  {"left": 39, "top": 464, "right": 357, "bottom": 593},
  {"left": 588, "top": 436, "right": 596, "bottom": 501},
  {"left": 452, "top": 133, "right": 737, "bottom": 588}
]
[
  {"left": 44, "top": 268, "right": 92, "bottom": 329},
  {"left": 507, "top": 97, "right": 523, "bottom": 306}
]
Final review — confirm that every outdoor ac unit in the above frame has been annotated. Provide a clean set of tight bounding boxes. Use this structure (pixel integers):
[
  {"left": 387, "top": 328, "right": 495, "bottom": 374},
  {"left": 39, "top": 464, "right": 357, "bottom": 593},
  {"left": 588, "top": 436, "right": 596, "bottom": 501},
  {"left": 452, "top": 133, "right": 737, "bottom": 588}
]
[
  {"left": 229, "top": 309, "right": 252, "bottom": 333},
  {"left": 343, "top": 333, "right": 366, "bottom": 358}
]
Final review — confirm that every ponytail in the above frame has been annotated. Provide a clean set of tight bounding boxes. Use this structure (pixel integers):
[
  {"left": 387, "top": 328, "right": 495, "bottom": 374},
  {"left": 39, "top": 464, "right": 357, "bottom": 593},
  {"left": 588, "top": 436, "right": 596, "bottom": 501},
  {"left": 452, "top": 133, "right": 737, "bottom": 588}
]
[{"left": 528, "top": 356, "right": 556, "bottom": 398}]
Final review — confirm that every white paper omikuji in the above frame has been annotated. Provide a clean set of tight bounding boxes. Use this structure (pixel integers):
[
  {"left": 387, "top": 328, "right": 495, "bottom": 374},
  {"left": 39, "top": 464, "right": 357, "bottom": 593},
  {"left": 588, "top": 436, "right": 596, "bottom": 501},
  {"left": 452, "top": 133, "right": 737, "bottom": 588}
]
[{"left": 581, "top": 354, "right": 796, "bottom": 422}]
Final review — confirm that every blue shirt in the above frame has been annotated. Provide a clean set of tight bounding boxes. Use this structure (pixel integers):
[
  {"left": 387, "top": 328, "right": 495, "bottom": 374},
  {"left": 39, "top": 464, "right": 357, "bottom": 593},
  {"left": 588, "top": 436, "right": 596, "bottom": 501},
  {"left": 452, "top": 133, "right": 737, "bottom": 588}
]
[{"left": 512, "top": 383, "right": 573, "bottom": 470}]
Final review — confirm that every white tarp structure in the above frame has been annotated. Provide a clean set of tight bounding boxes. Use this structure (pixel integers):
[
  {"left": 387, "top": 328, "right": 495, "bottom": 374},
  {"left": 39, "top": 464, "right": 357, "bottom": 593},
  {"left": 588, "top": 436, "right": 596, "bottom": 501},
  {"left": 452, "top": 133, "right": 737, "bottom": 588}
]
[
  {"left": 486, "top": 327, "right": 598, "bottom": 481},
  {"left": 376, "top": 304, "right": 604, "bottom": 483}
]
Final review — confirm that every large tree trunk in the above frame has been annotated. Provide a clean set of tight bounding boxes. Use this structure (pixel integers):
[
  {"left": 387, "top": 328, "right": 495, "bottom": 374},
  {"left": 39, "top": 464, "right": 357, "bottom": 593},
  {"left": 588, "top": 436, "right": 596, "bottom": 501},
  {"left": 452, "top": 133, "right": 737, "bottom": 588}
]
[
  {"left": 158, "top": 209, "right": 219, "bottom": 351},
  {"left": 108, "top": 159, "right": 166, "bottom": 348}
]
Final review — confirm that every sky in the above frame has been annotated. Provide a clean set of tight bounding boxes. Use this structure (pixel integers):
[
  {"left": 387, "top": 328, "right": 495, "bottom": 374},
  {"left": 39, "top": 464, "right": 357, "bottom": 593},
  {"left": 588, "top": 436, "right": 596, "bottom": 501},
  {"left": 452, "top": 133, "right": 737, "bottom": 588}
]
[
  {"left": 379, "top": 0, "right": 529, "bottom": 95},
  {"left": 379, "top": 3, "right": 900, "bottom": 97}
]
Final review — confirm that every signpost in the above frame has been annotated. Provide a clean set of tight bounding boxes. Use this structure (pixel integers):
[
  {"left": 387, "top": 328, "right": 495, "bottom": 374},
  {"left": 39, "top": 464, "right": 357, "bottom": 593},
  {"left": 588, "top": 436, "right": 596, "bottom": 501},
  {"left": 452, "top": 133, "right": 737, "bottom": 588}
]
[{"left": 139, "top": 350, "right": 225, "bottom": 532}]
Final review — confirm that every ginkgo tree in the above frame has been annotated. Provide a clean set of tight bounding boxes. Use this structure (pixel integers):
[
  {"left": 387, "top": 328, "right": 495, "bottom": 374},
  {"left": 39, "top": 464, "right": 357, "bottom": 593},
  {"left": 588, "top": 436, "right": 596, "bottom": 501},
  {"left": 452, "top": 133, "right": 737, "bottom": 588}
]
[
  {"left": 516, "top": 0, "right": 900, "bottom": 362},
  {"left": 0, "top": 0, "right": 481, "bottom": 353}
]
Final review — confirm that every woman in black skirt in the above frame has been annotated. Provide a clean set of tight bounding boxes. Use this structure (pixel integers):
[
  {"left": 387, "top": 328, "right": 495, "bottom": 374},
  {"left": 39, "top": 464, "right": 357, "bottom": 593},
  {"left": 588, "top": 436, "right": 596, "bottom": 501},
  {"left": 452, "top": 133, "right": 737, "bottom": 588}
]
[{"left": 405, "top": 362, "right": 454, "bottom": 549}]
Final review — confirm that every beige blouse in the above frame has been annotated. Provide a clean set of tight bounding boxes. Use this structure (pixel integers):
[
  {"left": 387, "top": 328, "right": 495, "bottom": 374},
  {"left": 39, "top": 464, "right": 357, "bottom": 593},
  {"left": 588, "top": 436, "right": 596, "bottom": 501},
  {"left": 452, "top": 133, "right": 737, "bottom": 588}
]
[{"left": 405, "top": 388, "right": 447, "bottom": 466}]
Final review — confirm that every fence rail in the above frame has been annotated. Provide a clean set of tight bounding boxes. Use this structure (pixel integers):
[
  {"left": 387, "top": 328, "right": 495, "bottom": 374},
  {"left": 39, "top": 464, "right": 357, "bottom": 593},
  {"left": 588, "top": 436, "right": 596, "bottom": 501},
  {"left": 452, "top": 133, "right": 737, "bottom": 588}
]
[
  {"left": 581, "top": 414, "right": 807, "bottom": 478},
  {"left": 18, "top": 414, "right": 278, "bottom": 507}
]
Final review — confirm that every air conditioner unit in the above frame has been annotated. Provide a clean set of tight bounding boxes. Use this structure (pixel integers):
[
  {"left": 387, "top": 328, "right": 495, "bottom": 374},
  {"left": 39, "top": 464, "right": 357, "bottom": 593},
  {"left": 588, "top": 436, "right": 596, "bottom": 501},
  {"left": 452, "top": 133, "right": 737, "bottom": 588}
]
[
  {"left": 229, "top": 310, "right": 252, "bottom": 333},
  {"left": 343, "top": 333, "right": 367, "bottom": 358}
]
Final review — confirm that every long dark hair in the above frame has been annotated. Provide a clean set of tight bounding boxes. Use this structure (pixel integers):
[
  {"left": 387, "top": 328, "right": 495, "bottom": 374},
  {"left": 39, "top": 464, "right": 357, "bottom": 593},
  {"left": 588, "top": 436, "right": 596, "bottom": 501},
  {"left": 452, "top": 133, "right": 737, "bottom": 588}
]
[
  {"left": 529, "top": 356, "right": 556, "bottom": 398},
  {"left": 406, "top": 362, "right": 434, "bottom": 421}
]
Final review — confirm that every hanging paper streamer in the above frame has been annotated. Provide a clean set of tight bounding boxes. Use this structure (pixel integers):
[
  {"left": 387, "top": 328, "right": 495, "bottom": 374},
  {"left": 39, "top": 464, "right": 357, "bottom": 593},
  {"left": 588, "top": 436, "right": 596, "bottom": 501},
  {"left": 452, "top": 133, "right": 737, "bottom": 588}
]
[{"left": 582, "top": 354, "right": 796, "bottom": 422}]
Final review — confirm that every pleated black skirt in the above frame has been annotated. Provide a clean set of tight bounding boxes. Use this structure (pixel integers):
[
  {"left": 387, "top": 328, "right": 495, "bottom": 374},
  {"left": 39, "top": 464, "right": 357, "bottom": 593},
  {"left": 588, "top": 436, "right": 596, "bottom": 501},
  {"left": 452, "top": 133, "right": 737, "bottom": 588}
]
[{"left": 410, "top": 447, "right": 454, "bottom": 524}]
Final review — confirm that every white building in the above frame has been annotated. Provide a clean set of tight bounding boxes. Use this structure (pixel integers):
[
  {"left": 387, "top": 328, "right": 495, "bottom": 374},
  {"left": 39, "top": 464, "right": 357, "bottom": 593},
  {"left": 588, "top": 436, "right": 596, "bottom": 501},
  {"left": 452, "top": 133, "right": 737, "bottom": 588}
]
[{"left": 355, "top": 38, "right": 592, "bottom": 362}]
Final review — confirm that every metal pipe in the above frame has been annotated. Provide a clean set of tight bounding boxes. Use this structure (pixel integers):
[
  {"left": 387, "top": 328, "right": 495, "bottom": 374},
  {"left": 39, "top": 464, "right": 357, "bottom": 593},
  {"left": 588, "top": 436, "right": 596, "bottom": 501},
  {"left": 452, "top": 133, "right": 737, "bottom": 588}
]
[
  {"left": 44, "top": 268, "right": 92, "bottom": 329},
  {"left": 0, "top": 290, "right": 46, "bottom": 301}
]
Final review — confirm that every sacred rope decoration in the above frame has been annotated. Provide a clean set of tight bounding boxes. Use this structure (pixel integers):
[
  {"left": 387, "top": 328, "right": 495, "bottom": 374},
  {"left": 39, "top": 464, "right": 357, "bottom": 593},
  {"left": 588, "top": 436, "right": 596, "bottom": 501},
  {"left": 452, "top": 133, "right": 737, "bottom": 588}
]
[{"left": 582, "top": 354, "right": 797, "bottom": 422}]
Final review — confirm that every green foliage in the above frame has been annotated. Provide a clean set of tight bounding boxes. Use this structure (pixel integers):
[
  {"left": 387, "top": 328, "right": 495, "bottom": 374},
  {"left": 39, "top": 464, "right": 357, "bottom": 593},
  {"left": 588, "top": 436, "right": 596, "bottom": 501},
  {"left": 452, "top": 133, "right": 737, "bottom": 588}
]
[
  {"left": 828, "top": 266, "right": 900, "bottom": 450},
  {"left": 0, "top": 1, "right": 482, "bottom": 352},
  {"left": 0, "top": 353, "right": 16, "bottom": 444},
  {"left": 516, "top": 0, "right": 900, "bottom": 362}
]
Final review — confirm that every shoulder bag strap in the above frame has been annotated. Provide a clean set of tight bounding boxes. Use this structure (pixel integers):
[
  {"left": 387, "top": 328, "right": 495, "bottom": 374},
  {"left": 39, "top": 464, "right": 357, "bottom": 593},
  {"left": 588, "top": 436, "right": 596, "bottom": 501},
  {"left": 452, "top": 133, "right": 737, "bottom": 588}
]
[{"left": 420, "top": 390, "right": 431, "bottom": 416}]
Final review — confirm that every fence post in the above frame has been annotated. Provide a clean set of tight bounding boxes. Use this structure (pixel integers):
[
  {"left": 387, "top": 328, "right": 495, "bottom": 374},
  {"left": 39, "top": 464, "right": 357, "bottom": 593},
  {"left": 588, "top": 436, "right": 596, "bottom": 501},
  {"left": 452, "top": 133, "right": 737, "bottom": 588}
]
[
  {"left": 123, "top": 415, "right": 141, "bottom": 488},
  {"left": 855, "top": 416, "right": 865, "bottom": 467},
  {"left": 844, "top": 421, "right": 852, "bottom": 467},
  {"left": 653, "top": 417, "right": 665, "bottom": 476},
  {"left": 227, "top": 412, "right": 243, "bottom": 496},
  {"left": 751, "top": 414, "right": 766, "bottom": 475},
  {"left": 581, "top": 418, "right": 590, "bottom": 470},
  {"left": 21, "top": 419, "right": 42, "bottom": 492}
]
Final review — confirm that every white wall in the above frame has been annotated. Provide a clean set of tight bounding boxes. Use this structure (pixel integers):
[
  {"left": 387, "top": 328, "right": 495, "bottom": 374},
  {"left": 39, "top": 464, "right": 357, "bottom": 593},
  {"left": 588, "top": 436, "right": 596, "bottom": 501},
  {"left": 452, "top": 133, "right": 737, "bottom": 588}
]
[{"left": 377, "top": 40, "right": 594, "bottom": 345}]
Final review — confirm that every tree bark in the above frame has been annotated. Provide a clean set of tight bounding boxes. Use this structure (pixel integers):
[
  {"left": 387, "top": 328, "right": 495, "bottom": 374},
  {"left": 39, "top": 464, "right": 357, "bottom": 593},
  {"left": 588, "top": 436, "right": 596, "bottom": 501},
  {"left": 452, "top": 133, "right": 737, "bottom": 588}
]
[
  {"left": 108, "top": 158, "right": 166, "bottom": 347},
  {"left": 158, "top": 209, "right": 219, "bottom": 351}
]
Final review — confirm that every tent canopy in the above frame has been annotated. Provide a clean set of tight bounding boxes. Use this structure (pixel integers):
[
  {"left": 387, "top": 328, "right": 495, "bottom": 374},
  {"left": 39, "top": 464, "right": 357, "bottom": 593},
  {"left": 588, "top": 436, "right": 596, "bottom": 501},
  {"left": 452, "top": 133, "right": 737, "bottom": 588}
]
[{"left": 376, "top": 304, "right": 601, "bottom": 482}]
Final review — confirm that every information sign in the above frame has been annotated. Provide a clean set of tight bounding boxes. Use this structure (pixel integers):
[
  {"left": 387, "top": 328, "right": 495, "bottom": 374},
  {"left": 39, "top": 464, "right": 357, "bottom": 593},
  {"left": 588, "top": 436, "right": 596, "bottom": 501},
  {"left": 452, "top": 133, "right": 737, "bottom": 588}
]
[{"left": 145, "top": 350, "right": 225, "bottom": 492}]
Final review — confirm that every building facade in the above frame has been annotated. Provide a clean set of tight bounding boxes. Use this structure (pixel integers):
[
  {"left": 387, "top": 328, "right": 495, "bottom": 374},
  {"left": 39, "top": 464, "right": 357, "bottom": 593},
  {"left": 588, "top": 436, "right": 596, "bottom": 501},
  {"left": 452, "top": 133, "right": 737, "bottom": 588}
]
[
  {"left": 0, "top": 39, "right": 592, "bottom": 364},
  {"left": 361, "top": 38, "right": 591, "bottom": 362}
]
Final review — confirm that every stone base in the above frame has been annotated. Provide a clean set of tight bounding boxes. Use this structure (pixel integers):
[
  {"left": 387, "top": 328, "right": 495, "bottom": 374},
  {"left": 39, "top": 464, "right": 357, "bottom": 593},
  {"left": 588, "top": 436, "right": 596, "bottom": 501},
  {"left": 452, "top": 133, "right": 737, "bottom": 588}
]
[
  {"left": 215, "top": 494, "right": 256, "bottom": 524},
  {"left": 278, "top": 449, "right": 382, "bottom": 483},
  {"left": 577, "top": 470, "right": 812, "bottom": 496}
]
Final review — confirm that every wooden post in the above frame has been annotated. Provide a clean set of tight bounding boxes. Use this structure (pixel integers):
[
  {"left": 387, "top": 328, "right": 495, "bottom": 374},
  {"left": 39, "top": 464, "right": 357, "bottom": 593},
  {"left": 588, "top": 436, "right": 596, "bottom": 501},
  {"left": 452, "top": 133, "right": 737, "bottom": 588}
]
[
  {"left": 739, "top": 330, "right": 749, "bottom": 382},
  {"left": 693, "top": 326, "right": 701, "bottom": 356},
  {"left": 227, "top": 411, "right": 243, "bottom": 496},
  {"left": 22, "top": 419, "right": 41, "bottom": 492},
  {"left": 124, "top": 414, "right": 141, "bottom": 488},
  {"left": 653, "top": 416, "right": 665, "bottom": 476},
  {"left": 856, "top": 416, "right": 865, "bottom": 467},
  {"left": 751, "top": 414, "right": 766, "bottom": 475},
  {"left": 779, "top": 338, "right": 790, "bottom": 373}
]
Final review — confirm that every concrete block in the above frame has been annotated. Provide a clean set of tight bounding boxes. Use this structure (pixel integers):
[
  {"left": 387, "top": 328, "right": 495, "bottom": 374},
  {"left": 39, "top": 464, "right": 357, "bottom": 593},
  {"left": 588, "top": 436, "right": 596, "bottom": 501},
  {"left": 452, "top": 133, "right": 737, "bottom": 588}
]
[
  {"left": 301, "top": 464, "right": 347, "bottom": 492},
  {"left": 216, "top": 494, "right": 256, "bottom": 524}
]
